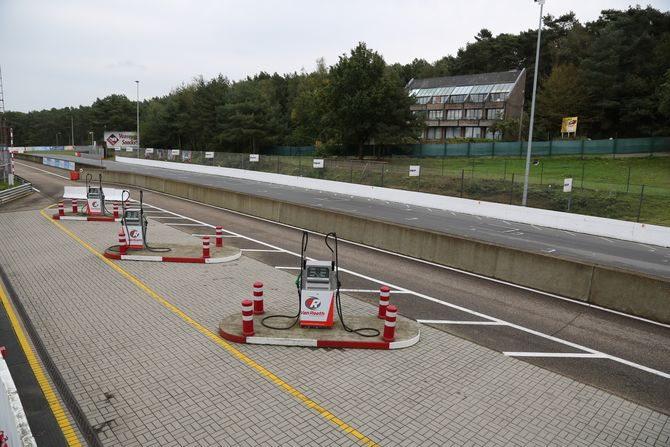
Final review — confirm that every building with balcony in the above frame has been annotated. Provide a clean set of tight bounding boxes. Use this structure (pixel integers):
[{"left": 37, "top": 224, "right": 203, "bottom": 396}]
[{"left": 407, "top": 69, "right": 526, "bottom": 141}]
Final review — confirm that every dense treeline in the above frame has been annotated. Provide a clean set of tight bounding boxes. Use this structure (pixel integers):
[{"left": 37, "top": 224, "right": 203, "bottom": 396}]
[{"left": 5, "top": 6, "right": 670, "bottom": 152}]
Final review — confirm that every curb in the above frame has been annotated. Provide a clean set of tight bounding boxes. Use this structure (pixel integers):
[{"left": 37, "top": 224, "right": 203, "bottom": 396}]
[
  {"left": 103, "top": 249, "right": 241, "bottom": 264},
  {"left": 218, "top": 327, "right": 420, "bottom": 350},
  {"left": 52, "top": 214, "right": 121, "bottom": 222}
]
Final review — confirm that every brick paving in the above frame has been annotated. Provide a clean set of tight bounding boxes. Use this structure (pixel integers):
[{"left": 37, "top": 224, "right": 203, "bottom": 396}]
[{"left": 0, "top": 210, "right": 668, "bottom": 446}]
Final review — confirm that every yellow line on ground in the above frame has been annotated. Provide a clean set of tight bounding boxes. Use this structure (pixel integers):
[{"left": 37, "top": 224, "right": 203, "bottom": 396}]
[
  {"left": 40, "top": 208, "right": 379, "bottom": 447},
  {"left": 0, "top": 281, "right": 82, "bottom": 446}
]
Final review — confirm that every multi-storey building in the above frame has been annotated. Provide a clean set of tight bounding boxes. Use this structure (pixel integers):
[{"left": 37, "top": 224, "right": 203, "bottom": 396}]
[{"left": 407, "top": 69, "right": 526, "bottom": 141}]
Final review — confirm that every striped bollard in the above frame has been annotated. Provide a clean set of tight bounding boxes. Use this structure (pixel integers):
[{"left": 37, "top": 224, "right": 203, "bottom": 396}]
[
  {"left": 119, "top": 231, "right": 127, "bottom": 255},
  {"left": 215, "top": 226, "right": 223, "bottom": 248},
  {"left": 58, "top": 201, "right": 64, "bottom": 216},
  {"left": 253, "top": 281, "right": 264, "bottom": 315},
  {"left": 383, "top": 305, "right": 397, "bottom": 342},
  {"left": 202, "top": 236, "right": 210, "bottom": 258},
  {"left": 242, "top": 300, "right": 255, "bottom": 336},
  {"left": 71, "top": 199, "right": 78, "bottom": 214},
  {"left": 378, "top": 286, "right": 391, "bottom": 319},
  {"left": 113, "top": 203, "right": 119, "bottom": 219}
]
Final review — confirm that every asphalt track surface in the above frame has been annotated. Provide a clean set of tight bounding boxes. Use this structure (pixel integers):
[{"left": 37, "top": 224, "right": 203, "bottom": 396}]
[
  {"left": 11, "top": 159, "right": 670, "bottom": 417},
  {"left": 32, "top": 153, "right": 670, "bottom": 279}
]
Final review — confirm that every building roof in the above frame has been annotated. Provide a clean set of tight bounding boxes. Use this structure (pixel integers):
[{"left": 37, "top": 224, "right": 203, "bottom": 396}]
[{"left": 407, "top": 69, "right": 524, "bottom": 90}]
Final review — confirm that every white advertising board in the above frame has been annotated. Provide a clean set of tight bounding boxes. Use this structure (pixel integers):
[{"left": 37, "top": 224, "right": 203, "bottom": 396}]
[
  {"left": 124, "top": 146, "right": 133, "bottom": 152},
  {"left": 563, "top": 178, "right": 573, "bottom": 193},
  {"left": 145, "top": 148, "right": 154, "bottom": 154},
  {"left": 409, "top": 165, "right": 421, "bottom": 177},
  {"left": 313, "top": 159, "right": 324, "bottom": 169},
  {"left": 249, "top": 154, "right": 259, "bottom": 162},
  {"left": 205, "top": 151, "right": 215, "bottom": 159},
  {"left": 104, "top": 131, "right": 138, "bottom": 149},
  {"left": 171, "top": 149, "right": 180, "bottom": 156}
]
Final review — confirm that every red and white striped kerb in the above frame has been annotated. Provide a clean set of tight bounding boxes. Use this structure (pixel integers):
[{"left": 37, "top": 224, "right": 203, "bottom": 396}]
[
  {"left": 253, "top": 281, "right": 264, "bottom": 315},
  {"left": 71, "top": 199, "right": 78, "bottom": 214},
  {"left": 215, "top": 226, "right": 223, "bottom": 247},
  {"left": 118, "top": 231, "right": 127, "bottom": 255},
  {"left": 378, "top": 286, "right": 391, "bottom": 319},
  {"left": 113, "top": 203, "right": 119, "bottom": 219},
  {"left": 241, "top": 299, "right": 255, "bottom": 336},
  {"left": 58, "top": 201, "right": 64, "bottom": 216},
  {"left": 383, "top": 304, "right": 397, "bottom": 342}
]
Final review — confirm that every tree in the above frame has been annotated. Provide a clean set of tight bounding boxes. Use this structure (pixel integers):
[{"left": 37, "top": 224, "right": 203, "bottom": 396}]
[
  {"left": 536, "top": 64, "right": 590, "bottom": 138},
  {"left": 323, "top": 42, "right": 420, "bottom": 157}
]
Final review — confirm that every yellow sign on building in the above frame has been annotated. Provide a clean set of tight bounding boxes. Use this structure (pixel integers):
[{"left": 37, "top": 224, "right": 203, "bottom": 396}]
[{"left": 561, "top": 117, "right": 578, "bottom": 133}]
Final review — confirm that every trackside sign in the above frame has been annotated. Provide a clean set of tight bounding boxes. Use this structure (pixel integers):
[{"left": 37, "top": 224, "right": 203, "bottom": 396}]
[{"left": 104, "top": 131, "right": 138, "bottom": 148}]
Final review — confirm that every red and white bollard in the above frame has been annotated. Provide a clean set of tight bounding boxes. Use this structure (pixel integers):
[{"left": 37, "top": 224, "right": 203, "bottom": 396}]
[
  {"left": 71, "top": 199, "right": 78, "bottom": 214},
  {"left": 383, "top": 305, "right": 397, "bottom": 342},
  {"left": 113, "top": 203, "right": 119, "bottom": 219},
  {"left": 242, "top": 300, "right": 255, "bottom": 336},
  {"left": 58, "top": 201, "right": 64, "bottom": 216},
  {"left": 253, "top": 281, "right": 264, "bottom": 315},
  {"left": 202, "top": 236, "right": 210, "bottom": 258},
  {"left": 378, "top": 286, "right": 391, "bottom": 319},
  {"left": 0, "top": 346, "right": 6, "bottom": 359},
  {"left": 119, "top": 231, "right": 127, "bottom": 255},
  {"left": 215, "top": 226, "right": 223, "bottom": 248}
]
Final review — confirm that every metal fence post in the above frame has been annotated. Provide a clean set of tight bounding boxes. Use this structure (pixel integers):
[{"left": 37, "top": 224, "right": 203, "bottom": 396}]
[
  {"left": 380, "top": 164, "right": 384, "bottom": 187},
  {"left": 626, "top": 166, "right": 631, "bottom": 193},
  {"left": 460, "top": 169, "right": 465, "bottom": 198},
  {"left": 637, "top": 185, "right": 645, "bottom": 222},
  {"left": 540, "top": 162, "right": 544, "bottom": 185},
  {"left": 509, "top": 173, "right": 515, "bottom": 205},
  {"left": 581, "top": 163, "right": 585, "bottom": 190}
]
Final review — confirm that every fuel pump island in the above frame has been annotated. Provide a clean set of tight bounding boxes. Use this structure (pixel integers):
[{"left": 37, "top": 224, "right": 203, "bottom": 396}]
[
  {"left": 103, "top": 190, "right": 241, "bottom": 264},
  {"left": 218, "top": 232, "right": 420, "bottom": 350},
  {"left": 53, "top": 173, "right": 126, "bottom": 222}
]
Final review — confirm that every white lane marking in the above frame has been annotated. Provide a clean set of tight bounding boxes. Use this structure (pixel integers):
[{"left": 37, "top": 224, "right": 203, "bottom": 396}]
[
  {"left": 138, "top": 198, "right": 670, "bottom": 378},
  {"left": 475, "top": 216, "right": 482, "bottom": 220},
  {"left": 339, "top": 289, "right": 413, "bottom": 294},
  {"left": 32, "top": 187, "right": 41, "bottom": 192},
  {"left": 15, "top": 161, "right": 70, "bottom": 180},
  {"left": 542, "top": 248, "right": 557, "bottom": 253},
  {"left": 504, "top": 352, "right": 609, "bottom": 358},
  {"left": 450, "top": 212, "right": 456, "bottom": 216},
  {"left": 146, "top": 216, "right": 186, "bottom": 219},
  {"left": 503, "top": 220, "right": 511, "bottom": 225},
  {"left": 502, "top": 228, "right": 520, "bottom": 234},
  {"left": 165, "top": 223, "right": 209, "bottom": 226},
  {"left": 531, "top": 225, "right": 543, "bottom": 230},
  {"left": 142, "top": 191, "right": 670, "bottom": 331},
  {"left": 562, "top": 230, "right": 577, "bottom": 236},
  {"left": 405, "top": 217, "right": 418, "bottom": 221},
  {"left": 191, "top": 234, "right": 238, "bottom": 238},
  {"left": 598, "top": 236, "right": 614, "bottom": 243},
  {"left": 418, "top": 320, "right": 506, "bottom": 325},
  {"left": 275, "top": 266, "right": 300, "bottom": 270},
  {"left": 241, "top": 249, "right": 284, "bottom": 252}
]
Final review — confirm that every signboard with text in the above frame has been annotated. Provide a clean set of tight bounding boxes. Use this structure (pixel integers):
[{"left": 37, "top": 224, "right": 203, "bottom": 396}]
[
  {"left": 205, "top": 151, "right": 214, "bottom": 159},
  {"left": 563, "top": 178, "right": 573, "bottom": 193},
  {"left": 249, "top": 154, "right": 259, "bottom": 162},
  {"left": 104, "top": 131, "right": 138, "bottom": 149},
  {"left": 313, "top": 159, "right": 324, "bottom": 169},
  {"left": 409, "top": 165, "right": 421, "bottom": 177}
]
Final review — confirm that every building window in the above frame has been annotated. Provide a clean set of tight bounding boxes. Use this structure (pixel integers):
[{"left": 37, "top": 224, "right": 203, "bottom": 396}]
[
  {"left": 485, "top": 129, "right": 502, "bottom": 140},
  {"left": 417, "top": 96, "right": 430, "bottom": 104},
  {"left": 428, "top": 110, "right": 444, "bottom": 120},
  {"left": 446, "top": 109, "right": 462, "bottom": 120},
  {"left": 465, "top": 109, "right": 483, "bottom": 119},
  {"left": 486, "top": 109, "right": 504, "bottom": 120},
  {"left": 449, "top": 95, "right": 467, "bottom": 103},
  {"left": 426, "top": 127, "right": 443, "bottom": 140},
  {"left": 489, "top": 93, "right": 508, "bottom": 102},
  {"left": 464, "top": 127, "right": 482, "bottom": 138},
  {"left": 468, "top": 94, "right": 487, "bottom": 103},
  {"left": 432, "top": 96, "right": 446, "bottom": 104},
  {"left": 445, "top": 127, "right": 462, "bottom": 138}
]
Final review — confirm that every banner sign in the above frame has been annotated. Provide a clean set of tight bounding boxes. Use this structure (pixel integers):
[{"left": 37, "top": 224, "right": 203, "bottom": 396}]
[
  {"left": 563, "top": 178, "right": 573, "bottom": 193},
  {"left": 313, "top": 159, "right": 324, "bottom": 169},
  {"left": 205, "top": 151, "right": 215, "bottom": 159},
  {"left": 249, "top": 154, "right": 259, "bottom": 162},
  {"left": 171, "top": 149, "right": 180, "bottom": 156},
  {"left": 145, "top": 148, "right": 154, "bottom": 154},
  {"left": 561, "top": 117, "right": 578, "bottom": 133},
  {"left": 409, "top": 165, "right": 421, "bottom": 177},
  {"left": 125, "top": 146, "right": 133, "bottom": 152},
  {"left": 104, "top": 131, "right": 138, "bottom": 148},
  {"left": 43, "top": 157, "right": 75, "bottom": 171}
]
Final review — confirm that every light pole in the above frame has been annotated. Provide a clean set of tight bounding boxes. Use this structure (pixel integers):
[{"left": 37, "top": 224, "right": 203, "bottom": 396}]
[
  {"left": 522, "top": 0, "right": 545, "bottom": 207},
  {"left": 135, "top": 80, "right": 140, "bottom": 157},
  {"left": 56, "top": 132, "right": 60, "bottom": 147},
  {"left": 89, "top": 131, "right": 94, "bottom": 147}
]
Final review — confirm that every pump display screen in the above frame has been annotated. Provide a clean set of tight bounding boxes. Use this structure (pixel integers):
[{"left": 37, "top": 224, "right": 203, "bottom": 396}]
[
  {"left": 306, "top": 267, "right": 330, "bottom": 279},
  {"left": 125, "top": 211, "right": 140, "bottom": 221}
]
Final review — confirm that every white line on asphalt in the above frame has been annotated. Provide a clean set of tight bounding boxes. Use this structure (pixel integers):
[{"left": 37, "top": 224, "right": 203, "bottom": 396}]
[
  {"left": 339, "top": 289, "right": 413, "bottom": 294},
  {"left": 241, "top": 249, "right": 284, "bottom": 252},
  {"left": 165, "top": 223, "right": 209, "bottom": 226},
  {"left": 147, "top": 216, "right": 186, "bottom": 219},
  {"left": 418, "top": 320, "right": 506, "bottom": 325},
  {"left": 562, "top": 230, "right": 577, "bottom": 236},
  {"left": 542, "top": 249, "right": 557, "bottom": 253},
  {"left": 138, "top": 196, "right": 670, "bottom": 378},
  {"left": 191, "top": 234, "right": 238, "bottom": 238},
  {"left": 15, "top": 161, "right": 70, "bottom": 180},
  {"left": 275, "top": 266, "right": 300, "bottom": 270},
  {"left": 598, "top": 236, "right": 614, "bottom": 243},
  {"left": 504, "top": 352, "right": 609, "bottom": 358},
  {"left": 32, "top": 187, "right": 41, "bottom": 192}
]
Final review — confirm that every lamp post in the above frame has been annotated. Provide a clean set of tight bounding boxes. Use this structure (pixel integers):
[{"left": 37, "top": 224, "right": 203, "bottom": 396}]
[
  {"left": 56, "top": 132, "right": 60, "bottom": 147},
  {"left": 89, "top": 131, "right": 94, "bottom": 147},
  {"left": 522, "top": 0, "right": 545, "bottom": 207},
  {"left": 135, "top": 80, "right": 140, "bottom": 157}
]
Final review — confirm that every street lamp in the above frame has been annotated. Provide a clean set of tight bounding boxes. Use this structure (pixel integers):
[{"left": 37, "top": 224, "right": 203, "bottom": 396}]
[
  {"left": 89, "top": 131, "right": 94, "bottom": 147},
  {"left": 56, "top": 132, "right": 61, "bottom": 147},
  {"left": 522, "top": 0, "right": 545, "bottom": 207},
  {"left": 135, "top": 80, "right": 140, "bottom": 157}
]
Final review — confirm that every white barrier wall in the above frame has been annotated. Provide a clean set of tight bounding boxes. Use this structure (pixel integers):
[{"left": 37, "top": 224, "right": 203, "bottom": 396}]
[
  {"left": 116, "top": 157, "right": 670, "bottom": 247},
  {"left": 0, "top": 357, "right": 36, "bottom": 447}
]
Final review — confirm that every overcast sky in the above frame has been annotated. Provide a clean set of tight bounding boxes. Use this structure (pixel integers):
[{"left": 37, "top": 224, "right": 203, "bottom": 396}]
[{"left": 1, "top": 0, "right": 667, "bottom": 112}]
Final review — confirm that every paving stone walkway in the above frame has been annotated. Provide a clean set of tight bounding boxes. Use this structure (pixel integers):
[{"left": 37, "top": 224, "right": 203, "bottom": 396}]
[{"left": 0, "top": 210, "right": 667, "bottom": 446}]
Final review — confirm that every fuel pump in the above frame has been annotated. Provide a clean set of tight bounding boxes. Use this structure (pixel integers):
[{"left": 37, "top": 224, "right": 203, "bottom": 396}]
[
  {"left": 120, "top": 190, "right": 170, "bottom": 252},
  {"left": 85, "top": 173, "right": 106, "bottom": 215},
  {"left": 261, "top": 232, "right": 378, "bottom": 337}
]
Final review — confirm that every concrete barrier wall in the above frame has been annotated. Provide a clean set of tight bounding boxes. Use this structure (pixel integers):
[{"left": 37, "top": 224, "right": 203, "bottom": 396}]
[
  {"left": 92, "top": 168, "right": 670, "bottom": 324},
  {"left": 0, "top": 356, "right": 37, "bottom": 447},
  {"left": 117, "top": 157, "right": 670, "bottom": 248}
]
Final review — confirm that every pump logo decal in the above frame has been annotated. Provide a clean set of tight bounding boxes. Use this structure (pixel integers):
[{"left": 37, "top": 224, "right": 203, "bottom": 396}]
[
  {"left": 305, "top": 297, "right": 321, "bottom": 310},
  {"left": 130, "top": 229, "right": 140, "bottom": 238},
  {"left": 106, "top": 134, "right": 119, "bottom": 146},
  {"left": 92, "top": 201, "right": 99, "bottom": 208}
]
